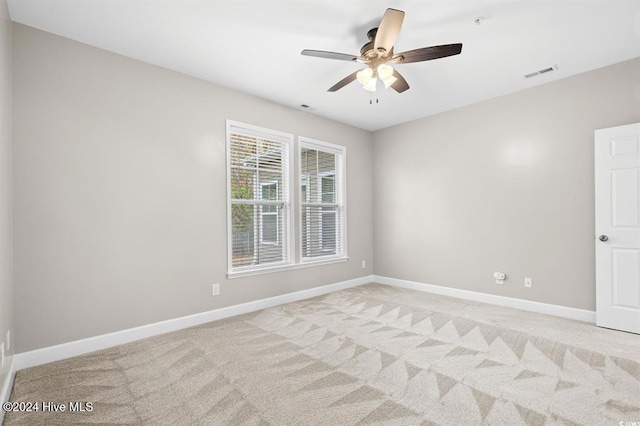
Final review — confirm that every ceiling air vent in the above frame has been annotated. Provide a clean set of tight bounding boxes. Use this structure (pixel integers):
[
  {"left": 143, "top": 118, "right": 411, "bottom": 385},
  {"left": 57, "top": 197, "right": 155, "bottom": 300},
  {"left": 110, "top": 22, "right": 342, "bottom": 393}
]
[{"left": 524, "top": 65, "right": 558, "bottom": 79}]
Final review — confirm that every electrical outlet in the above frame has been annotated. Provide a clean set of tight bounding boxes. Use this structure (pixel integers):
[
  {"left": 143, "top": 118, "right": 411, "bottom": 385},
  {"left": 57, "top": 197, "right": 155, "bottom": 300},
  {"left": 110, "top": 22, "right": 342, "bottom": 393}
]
[
  {"left": 525, "top": 277, "right": 533, "bottom": 288},
  {"left": 493, "top": 272, "right": 506, "bottom": 285},
  {"left": 361, "top": 260, "right": 366, "bottom": 269},
  {"left": 212, "top": 283, "right": 220, "bottom": 296},
  {"left": 6, "top": 330, "right": 9, "bottom": 350}
]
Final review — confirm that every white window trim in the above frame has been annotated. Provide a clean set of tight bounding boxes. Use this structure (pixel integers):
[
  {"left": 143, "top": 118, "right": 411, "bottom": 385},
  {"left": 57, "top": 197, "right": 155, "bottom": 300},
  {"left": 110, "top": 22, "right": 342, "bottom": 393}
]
[
  {"left": 226, "top": 120, "right": 294, "bottom": 275},
  {"left": 298, "top": 137, "right": 347, "bottom": 264},
  {"left": 227, "top": 256, "right": 348, "bottom": 279}
]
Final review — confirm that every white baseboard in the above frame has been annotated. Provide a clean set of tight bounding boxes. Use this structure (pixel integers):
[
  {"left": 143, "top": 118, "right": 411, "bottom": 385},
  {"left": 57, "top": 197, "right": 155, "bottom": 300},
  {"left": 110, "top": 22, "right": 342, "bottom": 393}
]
[
  {"left": 14, "top": 275, "right": 374, "bottom": 371},
  {"left": 0, "top": 356, "right": 16, "bottom": 423},
  {"left": 374, "top": 275, "right": 596, "bottom": 323},
  {"left": 11, "top": 274, "right": 594, "bottom": 374}
]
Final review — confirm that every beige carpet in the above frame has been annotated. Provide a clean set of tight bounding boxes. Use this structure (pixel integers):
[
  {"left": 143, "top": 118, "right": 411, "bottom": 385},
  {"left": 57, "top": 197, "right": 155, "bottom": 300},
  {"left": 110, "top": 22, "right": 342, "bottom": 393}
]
[{"left": 4, "top": 283, "right": 640, "bottom": 425}]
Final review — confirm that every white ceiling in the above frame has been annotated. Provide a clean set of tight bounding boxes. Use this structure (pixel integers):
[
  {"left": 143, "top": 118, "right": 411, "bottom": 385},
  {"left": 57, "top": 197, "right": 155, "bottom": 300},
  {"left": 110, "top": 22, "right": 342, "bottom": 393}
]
[{"left": 7, "top": 0, "right": 640, "bottom": 131}]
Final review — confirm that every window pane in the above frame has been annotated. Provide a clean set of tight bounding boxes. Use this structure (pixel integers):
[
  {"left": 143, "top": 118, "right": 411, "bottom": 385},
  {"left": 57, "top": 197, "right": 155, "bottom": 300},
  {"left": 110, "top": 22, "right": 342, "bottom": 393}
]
[
  {"left": 301, "top": 205, "right": 339, "bottom": 258},
  {"left": 228, "top": 122, "right": 290, "bottom": 271},
  {"left": 231, "top": 204, "right": 256, "bottom": 267},
  {"left": 299, "top": 141, "right": 344, "bottom": 261},
  {"left": 232, "top": 203, "right": 285, "bottom": 266}
]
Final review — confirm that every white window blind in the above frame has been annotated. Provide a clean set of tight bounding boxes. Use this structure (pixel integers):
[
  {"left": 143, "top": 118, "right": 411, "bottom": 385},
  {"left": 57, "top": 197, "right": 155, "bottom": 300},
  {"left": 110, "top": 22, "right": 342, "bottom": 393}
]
[
  {"left": 227, "top": 121, "right": 291, "bottom": 272},
  {"left": 299, "top": 139, "right": 346, "bottom": 261}
]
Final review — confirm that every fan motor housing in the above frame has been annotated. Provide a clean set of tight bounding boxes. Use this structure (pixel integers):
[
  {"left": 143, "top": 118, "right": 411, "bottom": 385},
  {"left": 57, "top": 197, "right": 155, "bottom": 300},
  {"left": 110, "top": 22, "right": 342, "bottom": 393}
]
[
  {"left": 361, "top": 28, "right": 393, "bottom": 60},
  {"left": 360, "top": 41, "right": 376, "bottom": 58}
]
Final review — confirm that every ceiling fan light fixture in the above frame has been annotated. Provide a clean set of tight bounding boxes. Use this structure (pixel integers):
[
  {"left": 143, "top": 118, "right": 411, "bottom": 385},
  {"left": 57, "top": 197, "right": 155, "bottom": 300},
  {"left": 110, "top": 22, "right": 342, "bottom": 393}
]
[
  {"left": 376, "top": 63, "right": 397, "bottom": 89},
  {"left": 363, "top": 77, "right": 378, "bottom": 92},
  {"left": 377, "top": 64, "right": 394, "bottom": 80},
  {"left": 356, "top": 67, "right": 374, "bottom": 85},
  {"left": 302, "top": 8, "right": 463, "bottom": 95}
]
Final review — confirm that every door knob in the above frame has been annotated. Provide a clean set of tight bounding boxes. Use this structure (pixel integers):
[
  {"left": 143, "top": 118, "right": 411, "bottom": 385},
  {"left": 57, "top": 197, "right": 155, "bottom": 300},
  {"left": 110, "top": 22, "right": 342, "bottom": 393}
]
[{"left": 599, "top": 235, "right": 609, "bottom": 242}]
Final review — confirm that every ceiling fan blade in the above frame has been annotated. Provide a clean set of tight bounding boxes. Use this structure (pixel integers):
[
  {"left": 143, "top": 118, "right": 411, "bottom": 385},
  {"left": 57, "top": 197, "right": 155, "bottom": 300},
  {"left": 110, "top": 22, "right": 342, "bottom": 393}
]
[
  {"left": 374, "top": 8, "right": 405, "bottom": 54},
  {"left": 391, "top": 70, "right": 409, "bottom": 93},
  {"left": 328, "top": 71, "right": 358, "bottom": 92},
  {"left": 301, "top": 49, "right": 359, "bottom": 62},
  {"left": 395, "top": 43, "right": 463, "bottom": 64}
]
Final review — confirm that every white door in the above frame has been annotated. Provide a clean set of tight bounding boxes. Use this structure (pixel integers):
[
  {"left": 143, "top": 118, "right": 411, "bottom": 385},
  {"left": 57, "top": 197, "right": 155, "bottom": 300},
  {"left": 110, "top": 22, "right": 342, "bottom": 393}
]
[{"left": 595, "top": 122, "right": 640, "bottom": 334}]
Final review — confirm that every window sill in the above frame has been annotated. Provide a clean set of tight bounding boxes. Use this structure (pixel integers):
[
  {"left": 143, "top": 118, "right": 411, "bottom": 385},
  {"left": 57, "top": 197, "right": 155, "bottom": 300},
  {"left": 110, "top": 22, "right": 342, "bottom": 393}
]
[{"left": 227, "top": 256, "right": 349, "bottom": 279}]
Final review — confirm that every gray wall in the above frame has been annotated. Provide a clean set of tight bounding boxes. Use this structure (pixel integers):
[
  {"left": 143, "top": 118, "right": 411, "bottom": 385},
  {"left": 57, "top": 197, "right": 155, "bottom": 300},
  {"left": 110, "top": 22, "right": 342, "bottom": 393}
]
[
  {"left": 12, "top": 24, "right": 373, "bottom": 353},
  {"left": 0, "top": 0, "right": 12, "bottom": 387},
  {"left": 10, "top": 21, "right": 640, "bottom": 353},
  {"left": 373, "top": 57, "right": 640, "bottom": 311}
]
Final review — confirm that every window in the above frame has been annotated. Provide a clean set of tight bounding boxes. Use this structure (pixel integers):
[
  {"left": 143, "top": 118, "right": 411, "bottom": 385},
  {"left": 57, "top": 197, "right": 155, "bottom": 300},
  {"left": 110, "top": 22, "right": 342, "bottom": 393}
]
[
  {"left": 299, "top": 138, "right": 346, "bottom": 261},
  {"left": 226, "top": 121, "right": 291, "bottom": 273},
  {"left": 226, "top": 121, "right": 346, "bottom": 277}
]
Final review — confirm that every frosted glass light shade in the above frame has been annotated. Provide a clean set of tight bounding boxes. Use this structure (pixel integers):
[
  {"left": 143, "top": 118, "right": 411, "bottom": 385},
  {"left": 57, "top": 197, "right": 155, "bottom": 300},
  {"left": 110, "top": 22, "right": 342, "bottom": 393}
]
[
  {"left": 363, "top": 77, "right": 377, "bottom": 92},
  {"left": 377, "top": 64, "right": 394, "bottom": 81},
  {"left": 356, "top": 67, "right": 374, "bottom": 85}
]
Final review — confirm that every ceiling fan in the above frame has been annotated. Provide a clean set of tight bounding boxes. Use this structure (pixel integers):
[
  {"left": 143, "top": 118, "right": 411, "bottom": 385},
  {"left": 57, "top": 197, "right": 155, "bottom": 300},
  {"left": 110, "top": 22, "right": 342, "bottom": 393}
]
[{"left": 301, "top": 8, "right": 462, "bottom": 93}]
